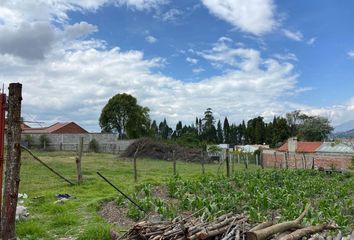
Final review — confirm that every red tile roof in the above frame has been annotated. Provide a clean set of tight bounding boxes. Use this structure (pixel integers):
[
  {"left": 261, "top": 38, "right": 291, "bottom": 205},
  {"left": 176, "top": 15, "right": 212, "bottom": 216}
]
[
  {"left": 22, "top": 122, "right": 88, "bottom": 134},
  {"left": 278, "top": 141, "right": 322, "bottom": 153}
]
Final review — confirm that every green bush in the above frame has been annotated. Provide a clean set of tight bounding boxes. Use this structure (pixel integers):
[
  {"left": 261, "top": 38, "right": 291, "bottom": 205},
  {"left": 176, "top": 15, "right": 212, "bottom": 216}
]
[{"left": 88, "top": 139, "right": 99, "bottom": 152}]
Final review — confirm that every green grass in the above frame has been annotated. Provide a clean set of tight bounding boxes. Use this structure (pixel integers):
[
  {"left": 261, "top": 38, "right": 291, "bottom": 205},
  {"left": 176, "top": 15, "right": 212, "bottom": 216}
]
[
  {"left": 18, "top": 151, "right": 234, "bottom": 239},
  {"left": 17, "top": 151, "right": 354, "bottom": 239}
]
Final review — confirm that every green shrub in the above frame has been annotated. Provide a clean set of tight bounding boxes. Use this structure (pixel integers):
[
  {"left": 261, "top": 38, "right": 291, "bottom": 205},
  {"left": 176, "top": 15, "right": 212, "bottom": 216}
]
[{"left": 88, "top": 139, "right": 99, "bottom": 152}]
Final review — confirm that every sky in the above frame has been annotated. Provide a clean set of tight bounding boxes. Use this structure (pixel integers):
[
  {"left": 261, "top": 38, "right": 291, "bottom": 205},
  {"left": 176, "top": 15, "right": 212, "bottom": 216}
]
[{"left": 1, "top": 0, "right": 354, "bottom": 132}]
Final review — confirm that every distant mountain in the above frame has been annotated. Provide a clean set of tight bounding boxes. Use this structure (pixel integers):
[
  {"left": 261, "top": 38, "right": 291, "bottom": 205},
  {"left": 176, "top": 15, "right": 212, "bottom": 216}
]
[
  {"left": 333, "top": 129, "right": 354, "bottom": 139},
  {"left": 334, "top": 120, "right": 354, "bottom": 133}
]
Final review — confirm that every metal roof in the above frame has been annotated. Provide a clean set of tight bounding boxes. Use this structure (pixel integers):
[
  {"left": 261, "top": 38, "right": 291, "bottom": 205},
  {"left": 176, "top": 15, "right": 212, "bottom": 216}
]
[
  {"left": 315, "top": 142, "right": 354, "bottom": 154},
  {"left": 239, "top": 145, "right": 258, "bottom": 153}
]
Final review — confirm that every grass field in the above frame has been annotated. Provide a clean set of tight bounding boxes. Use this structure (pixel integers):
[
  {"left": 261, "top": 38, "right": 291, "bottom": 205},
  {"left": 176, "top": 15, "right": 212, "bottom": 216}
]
[
  {"left": 16, "top": 151, "right": 354, "bottom": 239},
  {"left": 17, "top": 151, "right": 232, "bottom": 239}
]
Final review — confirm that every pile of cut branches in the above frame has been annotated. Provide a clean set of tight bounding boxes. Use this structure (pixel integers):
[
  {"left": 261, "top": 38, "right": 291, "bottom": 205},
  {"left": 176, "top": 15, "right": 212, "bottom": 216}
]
[
  {"left": 122, "top": 138, "right": 203, "bottom": 162},
  {"left": 121, "top": 213, "right": 249, "bottom": 240},
  {"left": 114, "top": 203, "right": 354, "bottom": 240}
]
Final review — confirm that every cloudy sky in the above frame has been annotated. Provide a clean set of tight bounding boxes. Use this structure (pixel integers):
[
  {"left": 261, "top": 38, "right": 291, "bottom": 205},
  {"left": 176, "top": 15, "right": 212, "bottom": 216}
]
[{"left": 1, "top": 0, "right": 354, "bottom": 132}]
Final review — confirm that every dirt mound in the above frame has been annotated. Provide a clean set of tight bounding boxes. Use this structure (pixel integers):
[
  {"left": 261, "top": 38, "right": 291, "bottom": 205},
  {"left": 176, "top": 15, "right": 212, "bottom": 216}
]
[
  {"left": 122, "top": 138, "right": 203, "bottom": 161},
  {"left": 99, "top": 201, "right": 135, "bottom": 228}
]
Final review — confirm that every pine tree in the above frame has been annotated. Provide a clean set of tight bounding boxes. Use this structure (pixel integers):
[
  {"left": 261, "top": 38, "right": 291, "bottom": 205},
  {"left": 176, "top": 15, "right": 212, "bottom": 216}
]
[
  {"left": 223, "top": 117, "right": 230, "bottom": 143},
  {"left": 216, "top": 120, "right": 223, "bottom": 143}
]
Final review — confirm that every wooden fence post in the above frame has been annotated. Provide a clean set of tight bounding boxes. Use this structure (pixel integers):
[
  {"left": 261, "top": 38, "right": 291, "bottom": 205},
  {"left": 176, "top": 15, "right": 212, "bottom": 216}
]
[
  {"left": 2, "top": 83, "right": 22, "bottom": 240},
  {"left": 0, "top": 93, "right": 6, "bottom": 235},
  {"left": 231, "top": 152, "right": 235, "bottom": 173},
  {"left": 303, "top": 153, "right": 307, "bottom": 169},
  {"left": 244, "top": 153, "right": 248, "bottom": 169},
  {"left": 273, "top": 151, "right": 277, "bottom": 169},
  {"left": 76, "top": 137, "right": 83, "bottom": 184},
  {"left": 172, "top": 150, "right": 176, "bottom": 176},
  {"left": 201, "top": 151, "right": 205, "bottom": 174},
  {"left": 226, "top": 149, "right": 230, "bottom": 177}
]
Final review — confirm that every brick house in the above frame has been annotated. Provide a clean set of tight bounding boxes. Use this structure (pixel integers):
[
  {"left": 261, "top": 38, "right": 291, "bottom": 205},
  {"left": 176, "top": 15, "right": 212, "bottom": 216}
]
[
  {"left": 262, "top": 137, "right": 353, "bottom": 170},
  {"left": 22, "top": 122, "right": 88, "bottom": 134}
]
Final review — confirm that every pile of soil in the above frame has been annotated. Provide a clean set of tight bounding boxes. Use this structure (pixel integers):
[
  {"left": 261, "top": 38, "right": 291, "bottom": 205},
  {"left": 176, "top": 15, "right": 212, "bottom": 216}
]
[
  {"left": 99, "top": 201, "right": 135, "bottom": 228},
  {"left": 122, "top": 138, "right": 204, "bottom": 162}
]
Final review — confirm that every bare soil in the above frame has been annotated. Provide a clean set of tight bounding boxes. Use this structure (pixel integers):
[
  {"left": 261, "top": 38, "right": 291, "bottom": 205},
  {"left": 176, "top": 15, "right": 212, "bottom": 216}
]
[{"left": 99, "top": 201, "right": 135, "bottom": 228}]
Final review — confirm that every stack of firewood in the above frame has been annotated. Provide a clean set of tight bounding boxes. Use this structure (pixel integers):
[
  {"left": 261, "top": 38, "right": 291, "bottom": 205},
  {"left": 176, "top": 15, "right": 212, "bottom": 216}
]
[
  {"left": 122, "top": 213, "right": 249, "bottom": 240},
  {"left": 116, "top": 204, "right": 353, "bottom": 240}
]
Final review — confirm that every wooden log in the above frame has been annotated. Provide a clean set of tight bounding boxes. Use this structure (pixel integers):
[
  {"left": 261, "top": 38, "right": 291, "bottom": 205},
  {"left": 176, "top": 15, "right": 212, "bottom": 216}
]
[
  {"left": 1, "top": 83, "right": 22, "bottom": 240},
  {"left": 279, "top": 223, "right": 338, "bottom": 240},
  {"left": 246, "top": 203, "right": 311, "bottom": 240},
  {"left": 249, "top": 221, "right": 274, "bottom": 232}
]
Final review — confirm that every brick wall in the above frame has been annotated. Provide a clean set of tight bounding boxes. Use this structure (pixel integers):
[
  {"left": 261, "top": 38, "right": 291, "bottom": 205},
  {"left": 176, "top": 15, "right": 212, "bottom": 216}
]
[{"left": 262, "top": 150, "right": 353, "bottom": 170}]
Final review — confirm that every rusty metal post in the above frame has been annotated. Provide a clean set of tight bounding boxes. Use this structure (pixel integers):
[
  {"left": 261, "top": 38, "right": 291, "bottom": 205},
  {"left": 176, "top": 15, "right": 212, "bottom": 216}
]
[
  {"left": 0, "top": 93, "right": 6, "bottom": 234},
  {"left": 2, "top": 83, "right": 22, "bottom": 240}
]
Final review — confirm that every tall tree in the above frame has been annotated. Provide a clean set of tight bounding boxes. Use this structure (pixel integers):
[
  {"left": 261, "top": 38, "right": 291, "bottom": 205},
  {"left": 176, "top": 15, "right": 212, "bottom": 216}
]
[
  {"left": 297, "top": 116, "right": 333, "bottom": 141},
  {"left": 150, "top": 120, "right": 158, "bottom": 138},
  {"left": 158, "top": 119, "right": 172, "bottom": 139},
  {"left": 272, "top": 116, "right": 291, "bottom": 147},
  {"left": 99, "top": 93, "right": 150, "bottom": 139},
  {"left": 223, "top": 117, "right": 230, "bottom": 143},
  {"left": 216, "top": 120, "right": 223, "bottom": 143},
  {"left": 173, "top": 121, "right": 183, "bottom": 138},
  {"left": 202, "top": 108, "right": 217, "bottom": 143}
]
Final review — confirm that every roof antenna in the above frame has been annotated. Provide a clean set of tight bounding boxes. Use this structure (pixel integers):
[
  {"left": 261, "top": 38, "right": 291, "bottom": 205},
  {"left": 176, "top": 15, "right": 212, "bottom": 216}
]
[{"left": 1, "top": 83, "right": 4, "bottom": 93}]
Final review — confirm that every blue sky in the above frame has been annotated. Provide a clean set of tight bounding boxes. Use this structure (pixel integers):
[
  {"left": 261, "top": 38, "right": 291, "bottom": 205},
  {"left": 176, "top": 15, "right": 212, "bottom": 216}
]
[{"left": 0, "top": 0, "right": 354, "bottom": 132}]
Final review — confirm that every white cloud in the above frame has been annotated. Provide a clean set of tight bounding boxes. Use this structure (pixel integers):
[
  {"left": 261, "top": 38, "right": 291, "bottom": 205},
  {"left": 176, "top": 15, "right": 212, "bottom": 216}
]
[
  {"left": 64, "top": 22, "right": 98, "bottom": 40},
  {"left": 156, "top": 8, "right": 184, "bottom": 22},
  {"left": 115, "top": 0, "right": 168, "bottom": 11},
  {"left": 201, "top": 0, "right": 277, "bottom": 35},
  {"left": 0, "top": 30, "right": 302, "bottom": 131},
  {"left": 273, "top": 52, "right": 298, "bottom": 62},
  {"left": 186, "top": 57, "right": 198, "bottom": 64},
  {"left": 302, "top": 98, "right": 354, "bottom": 126},
  {"left": 3, "top": 0, "right": 351, "bottom": 132},
  {"left": 347, "top": 50, "right": 354, "bottom": 58},
  {"left": 198, "top": 37, "right": 262, "bottom": 72},
  {"left": 307, "top": 37, "right": 317, "bottom": 45},
  {"left": 145, "top": 35, "right": 158, "bottom": 43},
  {"left": 283, "top": 29, "right": 303, "bottom": 41},
  {"left": 0, "top": 22, "right": 56, "bottom": 60},
  {"left": 193, "top": 68, "right": 205, "bottom": 74}
]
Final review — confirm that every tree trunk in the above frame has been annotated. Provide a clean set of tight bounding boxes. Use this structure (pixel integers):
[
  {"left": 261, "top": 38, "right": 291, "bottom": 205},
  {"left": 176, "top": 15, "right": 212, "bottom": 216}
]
[
  {"left": 2, "top": 83, "right": 22, "bottom": 240},
  {"left": 279, "top": 223, "right": 338, "bottom": 240}
]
